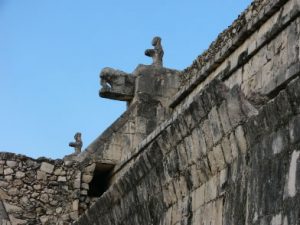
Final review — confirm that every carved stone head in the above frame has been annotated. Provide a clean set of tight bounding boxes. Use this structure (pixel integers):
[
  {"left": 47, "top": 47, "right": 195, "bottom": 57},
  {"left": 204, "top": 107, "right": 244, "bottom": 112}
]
[{"left": 152, "top": 36, "right": 161, "bottom": 47}]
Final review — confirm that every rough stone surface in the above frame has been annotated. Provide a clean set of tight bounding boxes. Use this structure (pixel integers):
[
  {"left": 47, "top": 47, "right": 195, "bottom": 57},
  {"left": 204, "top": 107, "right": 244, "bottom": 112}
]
[
  {"left": 0, "top": 153, "right": 96, "bottom": 225},
  {"left": 2, "top": 0, "right": 300, "bottom": 224}
]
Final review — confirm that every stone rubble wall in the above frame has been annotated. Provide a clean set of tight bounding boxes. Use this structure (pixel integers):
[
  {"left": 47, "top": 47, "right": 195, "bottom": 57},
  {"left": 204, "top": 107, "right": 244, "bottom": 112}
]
[{"left": 0, "top": 153, "right": 96, "bottom": 225}]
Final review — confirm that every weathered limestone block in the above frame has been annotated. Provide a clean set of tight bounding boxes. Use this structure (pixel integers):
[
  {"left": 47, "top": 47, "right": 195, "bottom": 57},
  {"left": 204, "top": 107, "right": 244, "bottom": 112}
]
[
  {"left": 284, "top": 150, "right": 300, "bottom": 198},
  {"left": 289, "top": 115, "right": 300, "bottom": 144},
  {"left": 229, "top": 132, "right": 239, "bottom": 159},
  {"left": 218, "top": 100, "right": 232, "bottom": 135},
  {"left": 204, "top": 175, "right": 218, "bottom": 203},
  {"left": 40, "top": 162, "right": 54, "bottom": 174},
  {"left": 202, "top": 120, "right": 214, "bottom": 150},
  {"left": 208, "top": 107, "right": 224, "bottom": 144},
  {"left": 6, "top": 161, "right": 17, "bottom": 168},
  {"left": 235, "top": 125, "right": 248, "bottom": 154},
  {"left": 221, "top": 136, "right": 233, "bottom": 164},
  {"left": 99, "top": 67, "right": 135, "bottom": 101},
  {"left": 226, "top": 86, "right": 246, "bottom": 128},
  {"left": 15, "top": 171, "right": 25, "bottom": 179},
  {"left": 192, "top": 185, "right": 205, "bottom": 212},
  {"left": 3, "top": 202, "right": 22, "bottom": 214},
  {"left": 287, "top": 76, "right": 300, "bottom": 113},
  {"left": 176, "top": 143, "right": 188, "bottom": 172},
  {"left": 190, "top": 164, "right": 201, "bottom": 189},
  {"left": 4, "top": 168, "right": 13, "bottom": 175},
  {"left": 162, "top": 182, "right": 177, "bottom": 208}
]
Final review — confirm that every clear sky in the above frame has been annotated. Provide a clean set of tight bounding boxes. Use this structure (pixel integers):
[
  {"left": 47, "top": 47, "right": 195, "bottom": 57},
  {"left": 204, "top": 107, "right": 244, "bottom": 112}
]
[{"left": 0, "top": 0, "right": 252, "bottom": 159}]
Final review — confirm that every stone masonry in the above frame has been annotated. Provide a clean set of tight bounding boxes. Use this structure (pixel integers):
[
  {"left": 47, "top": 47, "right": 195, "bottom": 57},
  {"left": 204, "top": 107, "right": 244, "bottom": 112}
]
[
  {"left": 1, "top": 0, "right": 300, "bottom": 224},
  {"left": 0, "top": 153, "right": 97, "bottom": 224}
]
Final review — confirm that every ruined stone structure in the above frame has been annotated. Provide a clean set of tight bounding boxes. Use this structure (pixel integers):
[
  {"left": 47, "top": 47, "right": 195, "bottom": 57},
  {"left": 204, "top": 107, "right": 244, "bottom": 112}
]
[{"left": 1, "top": 0, "right": 300, "bottom": 224}]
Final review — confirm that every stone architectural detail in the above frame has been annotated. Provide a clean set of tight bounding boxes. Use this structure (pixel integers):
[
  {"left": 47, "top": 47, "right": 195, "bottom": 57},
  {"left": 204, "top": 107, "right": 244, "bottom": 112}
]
[
  {"left": 0, "top": 153, "right": 97, "bottom": 224},
  {"left": 145, "top": 36, "right": 164, "bottom": 67},
  {"left": 1, "top": 0, "right": 300, "bottom": 224},
  {"left": 99, "top": 68, "right": 135, "bottom": 102},
  {"left": 69, "top": 132, "right": 83, "bottom": 154}
]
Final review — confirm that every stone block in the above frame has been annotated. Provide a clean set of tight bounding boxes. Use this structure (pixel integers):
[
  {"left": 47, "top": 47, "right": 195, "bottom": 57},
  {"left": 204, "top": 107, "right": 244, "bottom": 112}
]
[
  {"left": 229, "top": 132, "right": 239, "bottom": 159},
  {"left": 9, "top": 215, "right": 26, "bottom": 225},
  {"left": 40, "top": 162, "right": 54, "bottom": 174},
  {"left": 183, "top": 105, "right": 196, "bottom": 131},
  {"left": 284, "top": 150, "right": 300, "bottom": 198},
  {"left": 221, "top": 136, "right": 233, "bottom": 164},
  {"left": 190, "top": 165, "right": 200, "bottom": 189},
  {"left": 168, "top": 123, "right": 182, "bottom": 147},
  {"left": 37, "top": 169, "right": 47, "bottom": 180},
  {"left": 176, "top": 143, "right": 188, "bottom": 171},
  {"left": 202, "top": 120, "right": 214, "bottom": 150},
  {"left": 192, "top": 185, "right": 205, "bottom": 211},
  {"left": 287, "top": 76, "right": 300, "bottom": 113},
  {"left": 82, "top": 174, "right": 93, "bottom": 183},
  {"left": 162, "top": 183, "right": 177, "bottom": 207},
  {"left": 3, "top": 202, "right": 23, "bottom": 213},
  {"left": 204, "top": 176, "right": 218, "bottom": 203},
  {"left": 201, "top": 91, "right": 213, "bottom": 114},
  {"left": 213, "top": 144, "right": 226, "bottom": 172},
  {"left": 227, "top": 86, "right": 245, "bottom": 127},
  {"left": 15, "top": 171, "right": 25, "bottom": 179},
  {"left": 264, "top": 98, "right": 280, "bottom": 131},
  {"left": 190, "top": 129, "right": 202, "bottom": 161},
  {"left": 178, "top": 114, "right": 189, "bottom": 138},
  {"left": 184, "top": 135, "right": 199, "bottom": 165},
  {"left": 218, "top": 100, "right": 232, "bottom": 134},
  {"left": 191, "top": 94, "right": 207, "bottom": 124},
  {"left": 235, "top": 125, "right": 248, "bottom": 154},
  {"left": 84, "top": 163, "right": 96, "bottom": 173},
  {"left": 270, "top": 128, "right": 288, "bottom": 155},
  {"left": 6, "top": 161, "right": 17, "bottom": 168},
  {"left": 0, "top": 189, "right": 9, "bottom": 200},
  {"left": 8, "top": 188, "right": 19, "bottom": 196},
  {"left": 208, "top": 107, "right": 223, "bottom": 144},
  {"left": 57, "top": 176, "right": 67, "bottom": 182},
  {"left": 207, "top": 150, "right": 217, "bottom": 174},
  {"left": 0, "top": 181, "right": 8, "bottom": 188},
  {"left": 171, "top": 203, "right": 181, "bottom": 225},
  {"left": 172, "top": 119, "right": 184, "bottom": 143},
  {"left": 213, "top": 198, "right": 224, "bottom": 225},
  {"left": 4, "top": 168, "right": 13, "bottom": 175},
  {"left": 173, "top": 176, "right": 188, "bottom": 200},
  {"left": 275, "top": 90, "right": 293, "bottom": 125},
  {"left": 289, "top": 115, "right": 300, "bottom": 144},
  {"left": 156, "top": 131, "right": 171, "bottom": 155},
  {"left": 219, "top": 168, "right": 228, "bottom": 195}
]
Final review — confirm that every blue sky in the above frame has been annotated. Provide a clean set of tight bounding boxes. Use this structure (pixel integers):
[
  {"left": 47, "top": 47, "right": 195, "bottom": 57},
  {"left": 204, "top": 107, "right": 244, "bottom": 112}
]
[{"left": 0, "top": 0, "right": 252, "bottom": 159}]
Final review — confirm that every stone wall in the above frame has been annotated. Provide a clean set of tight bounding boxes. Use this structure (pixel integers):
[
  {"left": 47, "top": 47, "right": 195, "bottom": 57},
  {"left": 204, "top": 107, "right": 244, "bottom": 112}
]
[
  {"left": 84, "top": 65, "right": 180, "bottom": 167},
  {"left": 0, "top": 153, "right": 96, "bottom": 225},
  {"left": 75, "top": 74, "right": 300, "bottom": 225},
  {"left": 74, "top": 0, "right": 300, "bottom": 224},
  {"left": 2, "top": 0, "right": 300, "bottom": 224}
]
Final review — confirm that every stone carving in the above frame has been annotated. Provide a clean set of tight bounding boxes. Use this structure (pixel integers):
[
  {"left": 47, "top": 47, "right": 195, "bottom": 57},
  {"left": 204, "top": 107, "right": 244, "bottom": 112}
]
[
  {"left": 145, "top": 36, "right": 164, "bottom": 67},
  {"left": 69, "top": 132, "right": 83, "bottom": 154},
  {"left": 99, "top": 67, "right": 135, "bottom": 101}
]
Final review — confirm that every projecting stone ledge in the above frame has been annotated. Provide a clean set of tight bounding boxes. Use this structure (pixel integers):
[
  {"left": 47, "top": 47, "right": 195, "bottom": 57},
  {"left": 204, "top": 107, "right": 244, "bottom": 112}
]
[
  {"left": 99, "top": 68, "right": 135, "bottom": 101},
  {"left": 99, "top": 37, "right": 180, "bottom": 106}
]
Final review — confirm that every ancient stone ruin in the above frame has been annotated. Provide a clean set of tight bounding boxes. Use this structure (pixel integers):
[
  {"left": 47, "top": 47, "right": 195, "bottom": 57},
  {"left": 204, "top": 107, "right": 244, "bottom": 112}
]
[{"left": 1, "top": 0, "right": 300, "bottom": 224}]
